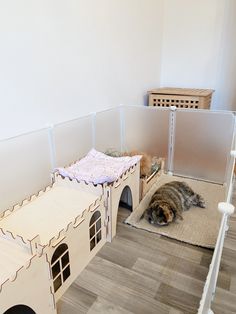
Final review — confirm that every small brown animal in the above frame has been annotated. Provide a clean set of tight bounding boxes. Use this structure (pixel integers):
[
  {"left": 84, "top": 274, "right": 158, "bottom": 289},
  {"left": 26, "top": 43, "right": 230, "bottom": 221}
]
[
  {"left": 144, "top": 181, "right": 205, "bottom": 226},
  {"left": 122, "top": 150, "right": 152, "bottom": 178}
]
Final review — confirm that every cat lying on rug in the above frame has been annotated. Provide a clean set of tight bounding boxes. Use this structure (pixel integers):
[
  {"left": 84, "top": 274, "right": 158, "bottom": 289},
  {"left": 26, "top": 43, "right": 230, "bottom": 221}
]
[{"left": 144, "top": 181, "right": 205, "bottom": 226}]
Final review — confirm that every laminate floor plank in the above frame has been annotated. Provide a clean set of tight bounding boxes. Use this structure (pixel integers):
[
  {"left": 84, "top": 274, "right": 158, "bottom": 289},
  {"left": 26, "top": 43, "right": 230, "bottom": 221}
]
[
  {"left": 133, "top": 258, "right": 207, "bottom": 298},
  {"left": 57, "top": 284, "right": 97, "bottom": 314},
  {"left": 58, "top": 206, "right": 211, "bottom": 313},
  {"left": 97, "top": 235, "right": 168, "bottom": 269},
  {"left": 156, "top": 283, "right": 200, "bottom": 314},
  {"left": 74, "top": 268, "right": 175, "bottom": 314},
  {"left": 116, "top": 222, "right": 206, "bottom": 265},
  {"left": 213, "top": 287, "right": 236, "bottom": 309},
  {"left": 58, "top": 182, "right": 236, "bottom": 313},
  {"left": 212, "top": 180, "right": 236, "bottom": 313},
  {"left": 86, "top": 256, "right": 160, "bottom": 298},
  {"left": 87, "top": 297, "right": 133, "bottom": 314}
]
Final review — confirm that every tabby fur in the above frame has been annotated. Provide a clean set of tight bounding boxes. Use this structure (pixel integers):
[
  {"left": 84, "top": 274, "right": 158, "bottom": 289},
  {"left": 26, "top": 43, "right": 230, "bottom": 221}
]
[{"left": 144, "top": 181, "right": 205, "bottom": 226}]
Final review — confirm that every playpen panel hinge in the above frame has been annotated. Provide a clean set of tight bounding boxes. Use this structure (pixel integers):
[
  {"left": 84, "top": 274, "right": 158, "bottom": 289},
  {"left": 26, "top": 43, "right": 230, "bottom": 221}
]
[{"left": 167, "top": 108, "right": 176, "bottom": 173}]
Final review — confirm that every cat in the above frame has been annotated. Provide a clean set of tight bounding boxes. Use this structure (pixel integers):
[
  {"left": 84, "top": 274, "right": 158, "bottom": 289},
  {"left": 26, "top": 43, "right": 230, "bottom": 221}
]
[
  {"left": 122, "top": 150, "right": 152, "bottom": 178},
  {"left": 144, "top": 181, "right": 205, "bottom": 226}
]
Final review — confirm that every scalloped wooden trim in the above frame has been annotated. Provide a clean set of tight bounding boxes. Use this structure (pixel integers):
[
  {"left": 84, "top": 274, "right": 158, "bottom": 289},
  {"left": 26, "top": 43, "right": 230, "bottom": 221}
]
[
  {"left": 54, "top": 171, "right": 107, "bottom": 191},
  {"left": 54, "top": 161, "right": 140, "bottom": 191},
  {"left": 0, "top": 156, "right": 139, "bottom": 294},
  {"left": 89, "top": 204, "right": 100, "bottom": 212},
  {"left": 0, "top": 228, "right": 27, "bottom": 244},
  {"left": 0, "top": 253, "right": 46, "bottom": 293},
  {"left": 73, "top": 218, "right": 85, "bottom": 229},
  {"left": 46, "top": 195, "right": 103, "bottom": 248},
  {"left": 0, "top": 180, "right": 104, "bottom": 253},
  {"left": 0, "top": 184, "right": 53, "bottom": 221},
  {"left": 108, "top": 163, "right": 139, "bottom": 189},
  {"left": 51, "top": 236, "right": 66, "bottom": 248},
  {"left": 0, "top": 227, "right": 42, "bottom": 256}
]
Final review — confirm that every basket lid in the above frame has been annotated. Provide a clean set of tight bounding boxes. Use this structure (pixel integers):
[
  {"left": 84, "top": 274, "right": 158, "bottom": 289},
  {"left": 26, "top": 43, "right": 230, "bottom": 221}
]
[{"left": 148, "top": 87, "right": 214, "bottom": 97}]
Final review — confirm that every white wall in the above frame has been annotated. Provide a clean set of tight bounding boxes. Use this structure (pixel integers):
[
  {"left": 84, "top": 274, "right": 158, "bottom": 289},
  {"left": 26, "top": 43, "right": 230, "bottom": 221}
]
[
  {"left": 160, "top": 0, "right": 236, "bottom": 110},
  {"left": 214, "top": 0, "right": 236, "bottom": 110},
  {"left": 1, "top": 0, "right": 236, "bottom": 141},
  {"left": 0, "top": 0, "right": 163, "bottom": 140}
]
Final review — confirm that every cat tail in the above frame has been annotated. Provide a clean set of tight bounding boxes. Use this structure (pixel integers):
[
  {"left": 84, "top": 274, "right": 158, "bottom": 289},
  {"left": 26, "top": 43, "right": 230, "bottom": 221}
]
[{"left": 193, "top": 194, "right": 206, "bottom": 208}]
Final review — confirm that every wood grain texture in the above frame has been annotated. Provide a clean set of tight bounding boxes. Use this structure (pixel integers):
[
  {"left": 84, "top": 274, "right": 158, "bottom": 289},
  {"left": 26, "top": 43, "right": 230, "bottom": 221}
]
[
  {"left": 212, "top": 183, "right": 236, "bottom": 314},
  {"left": 58, "top": 183, "right": 236, "bottom": 313}
]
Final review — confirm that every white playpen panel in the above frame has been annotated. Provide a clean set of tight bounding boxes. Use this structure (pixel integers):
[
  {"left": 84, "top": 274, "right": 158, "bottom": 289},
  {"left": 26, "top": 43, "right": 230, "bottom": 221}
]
[
  {"left": 173, "top": 110, "right": 235, "bottom": 183},
  {"left": 122, "top": 106, "right": 169, "bottom": 158},
  {"left": 94, "top": 108, "right": 121, "bottom": 152},
  {"left": 225, "top": 133, "right": 236, "bottom": 199},
  {"left": 53, "top": 115, "right": 93, "bottom": 167},
  {"left": 0, "top": 129, "right": 52, "bottom": 213}
]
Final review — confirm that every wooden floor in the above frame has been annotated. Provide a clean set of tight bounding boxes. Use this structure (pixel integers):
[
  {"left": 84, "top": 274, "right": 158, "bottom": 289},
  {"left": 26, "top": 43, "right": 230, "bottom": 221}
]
[
  {"left": 57, "top": 188, "right": 236, "bottom": 314},
  {"left": 212, "top": 187, "right": 236, "bottom": 314}
]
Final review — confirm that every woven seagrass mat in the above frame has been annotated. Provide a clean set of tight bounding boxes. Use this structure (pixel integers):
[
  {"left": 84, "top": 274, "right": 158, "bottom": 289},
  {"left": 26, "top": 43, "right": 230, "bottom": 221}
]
[{"left": 125, "top": 174, "right": 225, "bottom": 248}]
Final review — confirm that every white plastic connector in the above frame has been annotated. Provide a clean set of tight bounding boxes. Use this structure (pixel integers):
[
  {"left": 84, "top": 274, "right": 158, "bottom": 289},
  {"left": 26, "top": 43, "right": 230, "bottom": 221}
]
[
  {"left": 218, "top": 202, "right": 235, "bottom": 215},
  {"left": 170, "top": 106, "right": 177, "bottom": 111}
]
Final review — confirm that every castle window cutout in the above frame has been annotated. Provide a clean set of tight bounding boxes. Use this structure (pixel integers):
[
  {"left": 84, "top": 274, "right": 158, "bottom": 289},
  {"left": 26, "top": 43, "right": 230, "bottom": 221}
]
[
  {"left": 4, "top": 305, "right": 36, "bottom": 314},
  {"left": 51, "top": 243, "right": 70, "bottom": 292},
  {"left": 89, "top": 211, "right": 102, "bottom": 251}
]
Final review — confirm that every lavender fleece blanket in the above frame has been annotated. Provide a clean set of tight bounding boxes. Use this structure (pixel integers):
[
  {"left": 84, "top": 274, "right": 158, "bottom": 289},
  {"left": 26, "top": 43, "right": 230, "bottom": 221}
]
[{"left": 56, "top": 149, "right": 141, "bottom": 185}]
